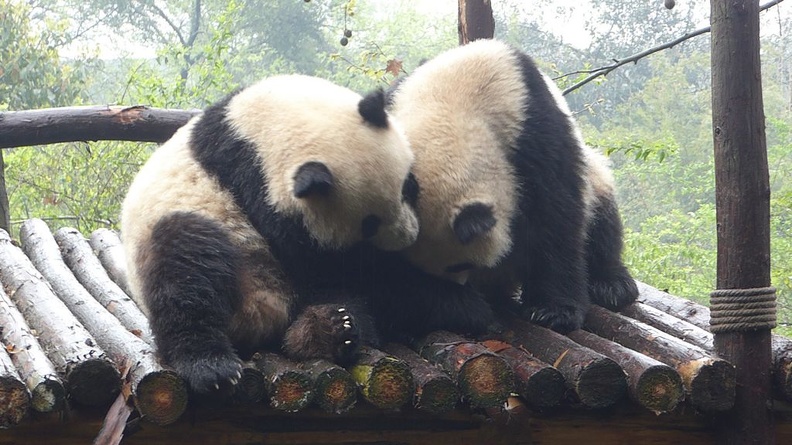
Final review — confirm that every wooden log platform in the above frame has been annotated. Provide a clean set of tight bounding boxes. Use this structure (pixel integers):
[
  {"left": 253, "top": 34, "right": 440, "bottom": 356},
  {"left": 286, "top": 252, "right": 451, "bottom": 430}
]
[{"left": 0, "top": 221, "right": 791, "bottom": 444}]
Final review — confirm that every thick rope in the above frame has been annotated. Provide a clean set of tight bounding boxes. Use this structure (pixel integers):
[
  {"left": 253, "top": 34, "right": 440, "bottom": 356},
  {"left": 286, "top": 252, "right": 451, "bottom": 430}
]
[{"left": 709, "top": 287, "right": 777, "bottom": 333}]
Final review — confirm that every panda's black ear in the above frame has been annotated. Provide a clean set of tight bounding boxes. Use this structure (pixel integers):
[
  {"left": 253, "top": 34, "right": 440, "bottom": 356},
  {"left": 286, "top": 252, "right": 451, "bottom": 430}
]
[
  {"left": 358, "top": 89, "right": 389, "bottom": 129},
  {"left": 294, "top": 161, "right": 334, "bottom": 198},
  {"left": 453, "top": 202, "right": 496, "bottom": 245}
]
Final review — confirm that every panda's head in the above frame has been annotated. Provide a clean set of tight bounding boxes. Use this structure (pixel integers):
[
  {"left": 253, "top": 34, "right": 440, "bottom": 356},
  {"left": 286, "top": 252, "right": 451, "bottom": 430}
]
[
  {"left": 226, "top": 74, "right": 420, "bottom": 251},
  {"left": 388, "top": 40, "right": 528, "bottom": 282}
]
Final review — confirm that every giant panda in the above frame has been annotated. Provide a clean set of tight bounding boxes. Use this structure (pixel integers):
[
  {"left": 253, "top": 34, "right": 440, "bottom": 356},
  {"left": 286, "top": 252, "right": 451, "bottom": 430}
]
[
  {"left": 121, "top": 74, "right": 423, "bottom": 394},
  {"left": 387, "top": 40, "right": 638, "bottom": 333}
]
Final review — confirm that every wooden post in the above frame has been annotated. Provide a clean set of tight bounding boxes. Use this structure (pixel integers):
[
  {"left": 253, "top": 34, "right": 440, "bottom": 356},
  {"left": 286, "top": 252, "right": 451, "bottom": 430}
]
[
  {"left": 710, "top": 0, "right": 774, "bottom": 443},
  {"left": 457, "top": 0, "right": 494, "bottom": 45},
  {"left": 0, "top": 150, "right": 9, "bottom": 234}
]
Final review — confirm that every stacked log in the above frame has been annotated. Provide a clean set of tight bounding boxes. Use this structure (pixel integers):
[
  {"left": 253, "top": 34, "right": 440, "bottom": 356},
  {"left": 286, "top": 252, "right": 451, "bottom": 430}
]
[
  {"left": 303, "top": 359, "right": 358, "bottom": 414},
  {"left": 415, "top": 331, "right": 514, "bottom": 409},
  {"left": 0, "top": 345, "right": 30, "bottom": 428},
  {"left": 0, "top": 285, "right": 66, "bottom": 413},
  {"left": 20, "top": 219, "right": 187, "bottom": 425},
  {"left": 255, "top": 352, "right": 315, "bottom": 412},
  {"left": 500, "top": 318, "right": 627, "bottom": 409},
  {"left": 55, "top": 227, "right": 153, "bottom": 344},
  {"left": 88, "top": 228, "right": 133, "bottom": 298},
  {"left": 0, "top": 229, "right": 120, "bottom": 408},
  {"left": 585, "top": 305, "right": 735, "bottom": 412},
  {"left": 348, "top": 346, "right": 414, "bottom": 410},
  {"left": 382, "top": 343, "right": 460, "bottom": 414}
]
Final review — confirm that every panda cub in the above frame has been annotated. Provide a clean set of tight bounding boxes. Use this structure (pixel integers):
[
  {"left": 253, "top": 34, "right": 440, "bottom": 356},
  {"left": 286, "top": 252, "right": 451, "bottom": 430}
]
[
  {"left": 121, "top": 74, "right": 419, "bottom": 394},
  {"left": 387, "top": 40, "right": 638, "bottom": 333}
]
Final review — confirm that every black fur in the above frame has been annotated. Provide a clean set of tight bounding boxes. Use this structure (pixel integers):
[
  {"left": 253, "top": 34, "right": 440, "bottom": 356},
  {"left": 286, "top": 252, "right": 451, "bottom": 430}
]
[
  {"left": 140, "top": 212, "right": 244, "bottom": 396},
  {"left": 585, "top": 195, "right": 639, "bottom": 310},
  {"left": 453, "top": 202, "right": 497, "bottom": 244},
  {"left": 401, "top": 172, "right": 420, "bottom": 208},
  {"left": 360, "top": 214, "right": 381, "bottom": 239},
  {"left": 504, "top": 51, "right": 591, "bottom": 333},
  {"left": 357, "top": 89, "right": 389, "bottom": 128},
  {"left": 293, "top": 161, "right": 334, "bottom": 198}
]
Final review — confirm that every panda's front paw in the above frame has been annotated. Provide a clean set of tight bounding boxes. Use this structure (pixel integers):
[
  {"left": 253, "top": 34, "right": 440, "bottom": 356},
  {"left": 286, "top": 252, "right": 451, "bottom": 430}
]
[
  {"left": 283, "top": 304, "right": 361, "bottom": 365},
  {"left": 169, "top": 353, "right": 243, "bottom": 397},
  {"left": 589, "top": 271, "right": 639, "bottom": 311},
  {"left": 524, "top": 304, "right": 586, "bottom": 334}
]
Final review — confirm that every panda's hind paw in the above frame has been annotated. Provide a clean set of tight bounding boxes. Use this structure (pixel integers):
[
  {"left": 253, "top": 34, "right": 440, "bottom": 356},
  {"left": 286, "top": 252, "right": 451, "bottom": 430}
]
[{"left": 525, "top": 304, "right": 585, "bottom": 334}]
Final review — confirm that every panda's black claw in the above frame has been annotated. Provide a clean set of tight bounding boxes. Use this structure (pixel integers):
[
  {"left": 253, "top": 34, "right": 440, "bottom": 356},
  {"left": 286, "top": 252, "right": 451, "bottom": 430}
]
[
  {"left": 169, "top": 352, "right": 243, "bottom": 398},
  {"left": 524, "top": 304, "right": 585, "bottom": 334}
]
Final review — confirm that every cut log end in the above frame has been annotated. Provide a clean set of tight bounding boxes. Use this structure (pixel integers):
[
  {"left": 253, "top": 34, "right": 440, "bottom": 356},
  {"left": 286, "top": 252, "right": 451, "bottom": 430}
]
[
  {"left": 686, "top": 359, "right": 736, "bottom": 412},
  {"left": 233, "top": 366, "right": 267, "bottom": 405},
  {"left": 417, "top": 377, "right": 459, "bottom": 415},
  {"left": 66, "top": 358, "right": 121, "bottom": 407},
  {"left": 458, "top": 354, "right": 514, "bottom": 408},
  {"left": 366, "top": 358, "right": 414, "bottom": 410},
  {"left": 635, "top": 365, "right": 685, "bottom": 414},
  {"left": 0, "top": 376, "right": 31, "bottom": 427},
  {"left": 307, "top": 361, "right": 357, "bottom": 414},
  {"left": 134, "top": 370, "right": 188, "bottom": 425},
  {"left": 269, "top": 372, "right": 314, "bottom": 412},
  {"left": 521, "top": 367, "right": 566, "bottom": 409},
  {"left": 576, "top": 357, "right": 628, "bottom": 409},
  {"left": 30, "top": 377, "right": 66, "bottom": 413}
]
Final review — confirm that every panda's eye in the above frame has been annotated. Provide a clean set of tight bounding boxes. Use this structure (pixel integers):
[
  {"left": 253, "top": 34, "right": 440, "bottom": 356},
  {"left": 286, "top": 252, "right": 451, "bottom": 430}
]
[
  {"left": 445, "top": 262, "right": 475, "bottom": 274},
  {"left": 361, "top": 214, "right": 381, "bottom": 239},
  {"left": 401, "top": 172, "right": 419, "bottom": 208}
]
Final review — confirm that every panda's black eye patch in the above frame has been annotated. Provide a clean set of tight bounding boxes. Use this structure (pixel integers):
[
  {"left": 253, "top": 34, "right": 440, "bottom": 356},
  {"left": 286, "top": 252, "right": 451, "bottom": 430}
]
[
  {"left": 445, "top": 262, "right": 475, "bottom": 274},
  {"left": 361, "top": 214, "right": 381, "bottom": 239},
  {"left": 453, "top": 202, "right": 496, "bottom": 244},
  {"left": 401, "top": 172, "right": 419, "bottom": 208}
]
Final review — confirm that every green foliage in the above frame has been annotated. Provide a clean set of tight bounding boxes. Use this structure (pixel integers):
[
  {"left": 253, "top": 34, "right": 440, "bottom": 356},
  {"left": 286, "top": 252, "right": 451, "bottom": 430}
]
[{"left": 0, "top": 0, "right": 93, "bottom": 109}]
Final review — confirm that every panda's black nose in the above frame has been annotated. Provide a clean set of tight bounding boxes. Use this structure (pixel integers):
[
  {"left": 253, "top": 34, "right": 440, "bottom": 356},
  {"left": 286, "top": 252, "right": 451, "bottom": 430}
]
[{"left": 361, "top": 214, "right": 381, "bottom": 239}]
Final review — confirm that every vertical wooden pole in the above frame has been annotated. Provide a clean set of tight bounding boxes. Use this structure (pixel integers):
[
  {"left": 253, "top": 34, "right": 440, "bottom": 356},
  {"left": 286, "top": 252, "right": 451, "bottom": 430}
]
[
  {"left": 710, "top": 0, "right": 774, "bottom": 443},
  {"left": 0, "top": 149, "right": 10, "bottom": 233},
  {"left": 457, "top": 0, "right": 494, "bottom": 45}
]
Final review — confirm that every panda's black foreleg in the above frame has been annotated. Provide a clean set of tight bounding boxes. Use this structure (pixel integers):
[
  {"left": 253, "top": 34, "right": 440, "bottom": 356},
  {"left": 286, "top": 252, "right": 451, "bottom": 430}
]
[
  {"left": 141, "top": 212, "right": 244, "bottom": 396},
  {"left": 519, "top": 211, "right": 590, "bottom": 334},
  {"left": 370, "top": 274, "right": 495, "bottom": 342},
  {"left": 585, "top": 196, "right": 639, "bottom": 311}
]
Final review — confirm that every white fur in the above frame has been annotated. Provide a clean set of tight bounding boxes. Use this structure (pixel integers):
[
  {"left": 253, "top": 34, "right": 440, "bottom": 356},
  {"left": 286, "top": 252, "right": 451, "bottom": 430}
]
[
  {"left": 390, "top": 40, "right": 525, "bottom": 279},
  {"left": 226, "top": 75, "right": 418, "bottom": 251},
  {"left": 121, "top": 119, "right": 293, "bottom": 344}
]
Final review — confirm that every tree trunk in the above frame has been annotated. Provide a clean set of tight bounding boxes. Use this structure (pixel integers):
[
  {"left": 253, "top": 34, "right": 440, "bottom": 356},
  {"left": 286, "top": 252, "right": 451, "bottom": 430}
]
[
  {"left": 20, "top": 219, "right": 187, "bottom": 424},
  {"left": 89, "top": 228, "right": 133, "bottom": 297},
  {"left": 55, "top": 227, "right": 153, "bottom": 344},
  {"left": 0, "top": 228, "right": 120, "bottom": 408},
  {"left": 585, "top": 306, "right": 735, "bottom": 412},
  {"left": 0, "top": 105, "right": 200, "bottom": 149},
  {"left": 0, "top": 149, "right": 9, "bottom": 234},
  {"left": 457, "top": 0, "right": 494, "bottom": 45},
  {"left": 0, "top": 285, "right": 65, "bottom": 413},
  {"left": 381, "top": 342, "right": 460, "bottom": 414},
  {"left": 711, "top": 0, "right": 774, "bottom": 442},
  {"left": 500, "top": 317, "right": 627, "bottom": 409}
]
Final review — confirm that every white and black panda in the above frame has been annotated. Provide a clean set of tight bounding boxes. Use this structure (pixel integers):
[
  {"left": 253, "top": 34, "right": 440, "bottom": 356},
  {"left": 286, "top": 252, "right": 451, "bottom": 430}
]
[
  {"left": 387, "top": 39, "right": 638, "bottom": 333},
  {"left": 121, "top": 74, "right": 424, "bottom": 394}
]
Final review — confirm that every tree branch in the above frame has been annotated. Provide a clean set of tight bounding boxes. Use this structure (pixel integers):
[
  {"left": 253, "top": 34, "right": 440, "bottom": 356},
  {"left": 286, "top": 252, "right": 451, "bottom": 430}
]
[{"left": 561, "top": 0, "right": 786, "bottom": 95}]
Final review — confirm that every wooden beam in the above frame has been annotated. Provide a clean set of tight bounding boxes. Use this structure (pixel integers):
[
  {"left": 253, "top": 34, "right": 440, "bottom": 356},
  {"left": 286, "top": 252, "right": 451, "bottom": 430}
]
[
  {"left": 0, "top": 105, "right": 200, "bottom": 149},
  {"left": 710, "top": 0, "right": 774, "bottom": 443}
]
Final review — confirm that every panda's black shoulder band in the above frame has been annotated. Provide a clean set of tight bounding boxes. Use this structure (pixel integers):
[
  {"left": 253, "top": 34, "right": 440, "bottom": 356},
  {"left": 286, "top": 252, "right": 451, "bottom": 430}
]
[{"left": 358, "top": 89, "right": 389, "bottom": 129}]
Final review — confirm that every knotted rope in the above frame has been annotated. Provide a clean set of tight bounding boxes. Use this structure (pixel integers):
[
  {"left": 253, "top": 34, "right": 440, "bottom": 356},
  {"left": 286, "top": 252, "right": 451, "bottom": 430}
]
[{"left": 709, "top": 287, "right": 777, "bottom": 333}]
